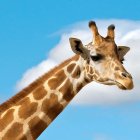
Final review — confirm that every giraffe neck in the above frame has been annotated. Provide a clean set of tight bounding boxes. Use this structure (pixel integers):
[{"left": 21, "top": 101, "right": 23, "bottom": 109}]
[{"left": 0, "top": 55, "right": 90, "bottom": 140}]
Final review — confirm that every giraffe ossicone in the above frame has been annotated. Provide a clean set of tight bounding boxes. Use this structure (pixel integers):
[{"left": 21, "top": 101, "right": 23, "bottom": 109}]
[{"left": 0, "top": 21, "right": 133, "bottom": 140}]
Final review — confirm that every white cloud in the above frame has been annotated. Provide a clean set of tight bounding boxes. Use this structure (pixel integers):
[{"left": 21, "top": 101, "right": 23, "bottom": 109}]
[
  {"left": 16, "top": 59, "right": 57, "bottom": 91},
  {"left": 15, "top": 19, "right": 140, "bottom": 106}
]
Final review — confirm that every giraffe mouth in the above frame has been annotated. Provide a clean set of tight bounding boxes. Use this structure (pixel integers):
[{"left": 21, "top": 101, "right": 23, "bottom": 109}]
[
  {"left": 97, "top": 79, "right": 128, "bottom": 90},
  {"left": 107, "top": 79, "right": 127, "bottom": 90},
  {"left": 115, "top": 81, "right": 127, "bottom": 90}
]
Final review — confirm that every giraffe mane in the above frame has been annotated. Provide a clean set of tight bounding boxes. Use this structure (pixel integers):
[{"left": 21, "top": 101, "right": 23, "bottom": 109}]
[{"left": 0, "top": 55, "right": 79, "bottom": 113}]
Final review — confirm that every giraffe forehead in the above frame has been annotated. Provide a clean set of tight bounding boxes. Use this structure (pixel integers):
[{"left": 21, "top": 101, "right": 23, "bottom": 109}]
[
  {"left": 86, "top": 43, "right": 94, "bottom": 51},
  {"left": 90, "top": 49, "right": 97, "bottom": 56},
  {"left": 86, "top": 44, "right": 97, "bottom": 56},
  {"left": 86, "top": 40, "right": 118, "bottom": 57}
]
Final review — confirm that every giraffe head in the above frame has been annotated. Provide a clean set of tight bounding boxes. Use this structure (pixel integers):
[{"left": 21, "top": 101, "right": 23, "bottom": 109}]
[{"left": 69, "top": 21, "right": 133, "bottom": 90}]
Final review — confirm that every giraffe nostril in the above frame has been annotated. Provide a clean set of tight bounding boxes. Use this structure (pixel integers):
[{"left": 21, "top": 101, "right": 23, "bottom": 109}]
[{"left": 121, "top": 72, "right": 129, "bottom": 78}]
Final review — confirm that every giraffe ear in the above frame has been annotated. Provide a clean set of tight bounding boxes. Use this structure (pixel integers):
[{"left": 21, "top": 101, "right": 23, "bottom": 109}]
[
  {"left": 69, "top": 38, "right": 89, "bottom": 60},
  {"left": 117, "top": 46, "right": 130, "bottom": 61}
]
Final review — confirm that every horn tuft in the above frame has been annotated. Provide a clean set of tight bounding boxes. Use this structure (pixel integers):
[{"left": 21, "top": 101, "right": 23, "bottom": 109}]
[
  {"left": 107, "top": 24, "right": 115, "bottom": 39},
  {"left": 108, "top": 24, "right": 115, "bottom": 30},
  {"left": 88, "top": 21, "right": 96, "bottom": 28}
]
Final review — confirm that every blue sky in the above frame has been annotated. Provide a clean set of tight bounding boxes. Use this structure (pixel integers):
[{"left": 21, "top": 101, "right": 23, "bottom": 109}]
[{"left": 0, "top": 0, "right": 140, "bottom": 140}]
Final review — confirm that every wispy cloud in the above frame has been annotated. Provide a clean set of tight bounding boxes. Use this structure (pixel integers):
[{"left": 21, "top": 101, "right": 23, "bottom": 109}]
[{"left": 15, "top": 19, "right": 140, "bottom": 106}]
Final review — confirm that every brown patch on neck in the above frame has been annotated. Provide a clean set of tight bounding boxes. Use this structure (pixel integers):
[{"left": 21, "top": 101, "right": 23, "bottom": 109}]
[
  {"left": 0, "top": 109, "right": 14, "bottom": 132},
  {"left": 59, "top": 79, "right": 75, "bottom": 102},
  {"left": 18, "top": 97, "right": 38, "bottom": 119},
  {"left": 67, "top": 63, "right": 76, "bottom": 73},
  {"left": 48, "top": 70, "right": 66, "bottom": 90},
  {"left": 47, "top": 102, "right": 63, "bottom": 120},
  {"left": 32, "top": 86, "right": 47, "bottom": 100},
  {"left": 0, "top": 55, "right": 80, "bottom": 113},
  {"left": 76, "top": 82, "right": 84, "bottom": 93},
  {"left": 41, "top": 93, "right": 58, "bottom": 115},
  {"left": 84, "top": 77, "right": 91, "bottom": 83},
  {"left": 72, "top": 66, "right": 81, "bottom": 79},
  {"left": 41, "top": 93, "right": 64, "bottom": 121},
  {"left": 28, "top": 116, "right": 47, "bottom": 139},
  {"left": 2, "top": 122, "right": 23, "bottom": 140}
]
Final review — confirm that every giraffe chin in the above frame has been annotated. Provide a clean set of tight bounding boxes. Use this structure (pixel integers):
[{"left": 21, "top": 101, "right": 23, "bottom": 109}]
[
  {"left": 99, "top": 80, "right": 127, "bottom": 90},
  {"left": 115, "top": 79, "right": 134, "bottom": 90},
  {"left": 98, "top": 80, "right": 130, "bottom": 90},
  {"left": 116, "top": 82, "right": 127, "bottom": 90}
]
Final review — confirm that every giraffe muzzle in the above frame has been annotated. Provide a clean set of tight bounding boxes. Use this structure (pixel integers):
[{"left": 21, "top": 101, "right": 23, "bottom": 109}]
[{"left": 115, "top": 71, "right": 134, "bottom": 90}]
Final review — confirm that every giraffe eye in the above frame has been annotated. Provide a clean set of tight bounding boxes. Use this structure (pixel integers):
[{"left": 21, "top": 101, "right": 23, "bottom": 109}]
[{"left": 91, "top": 54, "right": 102, "bottom": 61}]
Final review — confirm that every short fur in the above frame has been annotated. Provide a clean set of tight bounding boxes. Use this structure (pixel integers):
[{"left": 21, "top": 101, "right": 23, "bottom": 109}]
[{"left": 0, "top": 55, "right": 79, "bottom": 113}]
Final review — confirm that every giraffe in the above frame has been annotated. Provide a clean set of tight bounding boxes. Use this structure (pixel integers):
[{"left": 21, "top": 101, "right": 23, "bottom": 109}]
[{"left": 0, "top": 21, "right": 133, "bottom": 140}]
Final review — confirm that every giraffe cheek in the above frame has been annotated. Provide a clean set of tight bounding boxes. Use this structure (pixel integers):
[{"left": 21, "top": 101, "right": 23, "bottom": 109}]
[
  {"left": 86, "top": 66, "right": 90, "bottom": 73},
  {"left": 89, "top": 66, "right": 94, "bottom": 75}
]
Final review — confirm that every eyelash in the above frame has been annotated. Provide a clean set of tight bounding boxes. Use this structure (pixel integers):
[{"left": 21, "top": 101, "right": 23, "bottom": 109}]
[{"left": 91, "top": 55, "right": 102, "bottom": 61}]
